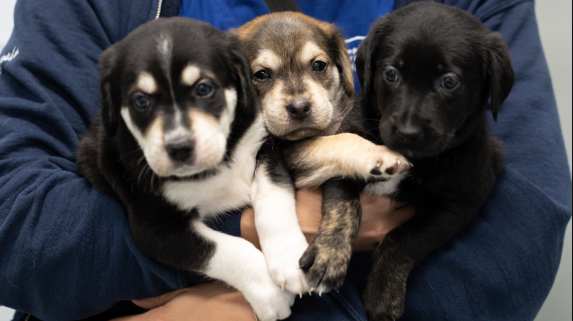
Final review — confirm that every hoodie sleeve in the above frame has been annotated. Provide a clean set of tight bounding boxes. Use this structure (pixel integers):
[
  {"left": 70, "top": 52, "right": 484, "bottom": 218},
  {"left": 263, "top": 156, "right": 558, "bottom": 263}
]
[
  {"left": 391, "top": 1, "right": 572, "bottom": 320},
  {"left": 0, "top": 0, "right": 240, "bottom": 320}
]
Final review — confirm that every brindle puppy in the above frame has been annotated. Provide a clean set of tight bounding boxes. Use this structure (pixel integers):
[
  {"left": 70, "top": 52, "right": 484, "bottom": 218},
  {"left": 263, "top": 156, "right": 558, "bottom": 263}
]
[{"left": 235, "top": 12, "right": 411, "bottom": 296}]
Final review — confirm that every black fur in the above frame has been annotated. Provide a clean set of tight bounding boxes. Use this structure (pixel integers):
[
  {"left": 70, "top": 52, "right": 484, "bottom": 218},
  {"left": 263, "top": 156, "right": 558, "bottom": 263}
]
[
  {"left": 299, "top": 178, "right": 363, "bottom": 291},
  {"left": 77, "top": 18, "right": 258, "bottom": 272},
  {"left": 304, "top": 3, "right": 514, "bottom": 320},
  {"left": 257, "top": 137, "right": 298, "bottom": 187},
  {"left": 358, "top": 4, "right": 513, "bottom": 319}
]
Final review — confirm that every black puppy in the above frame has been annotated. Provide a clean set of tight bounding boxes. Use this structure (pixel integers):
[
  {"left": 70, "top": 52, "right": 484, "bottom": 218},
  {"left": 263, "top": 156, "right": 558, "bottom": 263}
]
[{"left": 299, "top": 2, "right": 514, "bottom": 320}]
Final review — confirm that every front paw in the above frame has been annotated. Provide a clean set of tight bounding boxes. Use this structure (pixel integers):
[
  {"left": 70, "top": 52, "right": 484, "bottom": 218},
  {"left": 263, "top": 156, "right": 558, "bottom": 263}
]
[
  {"left": 362, "top": 272, "right": 408, "bottom": 321},
  {"left": 248, "top": 283, "right": 295, "bottom": 321},
  {"left": 265, "top": 238, "right": 310, "bottom": 295},
  {"left": 299, "top": 236, "right": 353, "bottom": 295},
  {"left": 362, "top": 146, "right": 411, "bottom": 181},
  {"left": 267, "top": 256, "right": 309, "bottom": 296}
]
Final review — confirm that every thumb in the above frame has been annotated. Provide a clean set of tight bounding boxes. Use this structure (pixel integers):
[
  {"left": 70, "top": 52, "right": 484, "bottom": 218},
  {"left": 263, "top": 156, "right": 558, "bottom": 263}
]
[{"left": 132, "top": 288, "right": 188, "bottom": 310}]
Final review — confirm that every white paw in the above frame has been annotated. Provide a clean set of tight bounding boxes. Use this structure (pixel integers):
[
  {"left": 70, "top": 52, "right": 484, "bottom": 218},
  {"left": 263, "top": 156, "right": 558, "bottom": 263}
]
[
  {"left": 248, "top": 283, "right": 295, "bottom": 321},
  {"left": 265, "top": 237, "right": 310, "bottom": 295},
  {"left": 361, "top": 145, "right": 411, "bottom": 181}
]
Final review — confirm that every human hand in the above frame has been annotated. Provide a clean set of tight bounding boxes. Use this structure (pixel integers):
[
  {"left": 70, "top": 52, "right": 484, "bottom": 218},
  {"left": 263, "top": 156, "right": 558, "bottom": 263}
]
[
  {"left": 241, "top": 188, "right": 416, "bottom": 252},
  {"left": 111, "top": 282, "right": 256, "bottom": 321}
]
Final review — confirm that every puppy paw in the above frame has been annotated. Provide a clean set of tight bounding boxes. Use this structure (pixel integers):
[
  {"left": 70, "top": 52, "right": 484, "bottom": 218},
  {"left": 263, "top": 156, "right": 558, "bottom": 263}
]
[
  {"left": 264, "top": 236, "right": 310, "bottom": 295},
  {"left": 299, "top": 235, "right": 353, "bottom": 295},
  {"left": 267, "top": 256, "right": 310, "bottom": 296},
  {"left": 365, "top": 146, "right": 411, "bottom": 181},
  {"left": 248, "top": 283, "right": 295, "bottom": 321},
  {"left": 362, "top": 271, "right": 408, "bottom": 321}
]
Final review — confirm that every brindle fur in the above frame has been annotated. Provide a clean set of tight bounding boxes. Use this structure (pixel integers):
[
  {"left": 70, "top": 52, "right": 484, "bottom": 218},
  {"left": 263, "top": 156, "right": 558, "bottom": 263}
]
[
  {"left": 235, "top": 13, "right": 411, "bottom": 299},
  {"left": 299, "top": 179, "right": 362, "bottom": 292}
]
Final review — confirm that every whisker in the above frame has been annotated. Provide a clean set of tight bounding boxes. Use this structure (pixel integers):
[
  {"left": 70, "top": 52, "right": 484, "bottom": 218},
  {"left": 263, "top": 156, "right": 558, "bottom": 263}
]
[
  {"left": 118, "top": 148, "right": 143, "bottom": 163},
  {"left": 137, "top": 166, "right": 146, "bottom": 187},
  {"left": 137, "top": 155, "right": 146, "bottom": 167}
]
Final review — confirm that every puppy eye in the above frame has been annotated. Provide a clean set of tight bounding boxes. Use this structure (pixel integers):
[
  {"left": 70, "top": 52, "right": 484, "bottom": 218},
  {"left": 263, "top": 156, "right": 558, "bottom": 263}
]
[
  {"left": 254, "top": 70, "right": 271, "bottom": 81},
  {"left": 196, "top": 83, "right": 214, "bottom": 97},
  {"left": 384, "top": 68, "right": 399, "bottom": 83},
  {"left": 441, "top": 76, "right": 458, "bottom": 90},
  {"left": 132, "top": 93, "right": 151, "bottom": 111},
  {"left": 313, "top": 61, "right": 327, "bottom": 72}
]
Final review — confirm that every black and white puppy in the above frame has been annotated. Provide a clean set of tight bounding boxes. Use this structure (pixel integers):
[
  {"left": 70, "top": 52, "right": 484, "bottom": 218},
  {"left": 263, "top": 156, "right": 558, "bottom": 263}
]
[
  {"left": 298, "top": 3, "right": 514, "bottom": 320},
  {"left": 77, "top": 18, "right": 299, "bottom": 321},
  {"left": 235, "top": 12, "right": 411, "bottom": 296}
]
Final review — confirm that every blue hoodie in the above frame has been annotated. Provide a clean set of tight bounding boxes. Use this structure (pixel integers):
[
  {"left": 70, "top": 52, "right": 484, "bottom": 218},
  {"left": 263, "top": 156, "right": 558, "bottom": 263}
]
[{"left": 0, "top": 0, "right": 570, "bottom": 320}]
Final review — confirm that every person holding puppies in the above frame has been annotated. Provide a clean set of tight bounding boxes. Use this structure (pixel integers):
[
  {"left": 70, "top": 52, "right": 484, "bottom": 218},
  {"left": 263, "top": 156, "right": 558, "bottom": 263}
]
[{"left": 0, "top": 0, "right": 570, "bottom": 321}]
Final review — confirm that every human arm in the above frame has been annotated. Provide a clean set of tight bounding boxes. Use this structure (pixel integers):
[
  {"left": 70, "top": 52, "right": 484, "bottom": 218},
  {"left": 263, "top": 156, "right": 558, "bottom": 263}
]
[
  {"left": 0, "top": 0, "right": 242, "bottom": 320},
  {"left": 114, "top": 189, "right": 414, "bottom": 321},
  {"left": 112, "top": 282, "right": 257, "bottom": 321},
  {"left": 241, "top": 188, "right": 416, "bottom": 252}
]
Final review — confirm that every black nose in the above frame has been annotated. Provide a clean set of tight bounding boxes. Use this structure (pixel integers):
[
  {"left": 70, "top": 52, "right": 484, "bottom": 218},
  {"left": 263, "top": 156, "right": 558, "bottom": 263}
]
[
  {"left": 166, "top": 139, "right": 194, "bottom": 162},
  {"left": 286, "top": 100, "right": 312, "bottom": 121},
  {"left": 395, "top": 124, "right": 424, "bottom": 143}
]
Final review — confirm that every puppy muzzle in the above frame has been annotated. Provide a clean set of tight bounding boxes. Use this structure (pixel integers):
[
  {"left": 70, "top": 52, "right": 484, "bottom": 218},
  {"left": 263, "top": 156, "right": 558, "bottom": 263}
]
[
  {"left": 286, "top": 99, "right": 312, "bottom": 121},
  {"left": 165, "top": 138, "right": 194, "bottom": 163}
]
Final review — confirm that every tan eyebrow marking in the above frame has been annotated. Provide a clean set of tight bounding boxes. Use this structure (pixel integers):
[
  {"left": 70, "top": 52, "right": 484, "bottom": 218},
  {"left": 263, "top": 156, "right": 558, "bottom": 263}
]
[
  {"left": 137, "top": 72, "right": 158, "bottom": 94},
  {"left": 252, "top": 49, "right": 283, "bottom": 72},
  {"left": 180, "top": 65, "right": 202, "bottom": 86},
  {"left": 299, "top": 42, "right": 328, "bottom": 64}
]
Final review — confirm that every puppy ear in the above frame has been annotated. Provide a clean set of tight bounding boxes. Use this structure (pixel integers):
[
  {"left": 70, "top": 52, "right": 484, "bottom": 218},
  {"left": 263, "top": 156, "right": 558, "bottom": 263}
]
[
  {"left": 355, "top": 22, "right": 383, "bottom": 99},
  {"left": 99, "top": 46, "right": 121, "bottom": 136},
  {"left": 483, "top": 32, "right": 515, "bottom": 122},
  {"left": 227, "top": 33, "right": 257, "bottom": 114},
  {"left": 328, "top": 29, "right": 355, "bottom": 99}
]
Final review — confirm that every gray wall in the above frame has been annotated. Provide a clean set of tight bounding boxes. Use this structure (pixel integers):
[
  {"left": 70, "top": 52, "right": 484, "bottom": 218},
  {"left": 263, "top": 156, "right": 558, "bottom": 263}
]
[
  {"left": 0, "top": 0, "right": 571, "bottom": 320},
  {"left": 534, "top": 1, "right": 572, "bottom": 320}
]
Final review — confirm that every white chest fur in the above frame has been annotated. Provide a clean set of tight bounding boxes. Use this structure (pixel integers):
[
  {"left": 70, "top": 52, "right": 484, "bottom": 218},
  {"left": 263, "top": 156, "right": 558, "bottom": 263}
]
[{"left": 162, "top": 116, "right": 266, "bottom": 218}]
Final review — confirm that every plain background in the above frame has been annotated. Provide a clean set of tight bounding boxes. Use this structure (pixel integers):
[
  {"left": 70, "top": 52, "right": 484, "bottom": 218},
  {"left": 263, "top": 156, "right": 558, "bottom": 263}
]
[{"left": 0, "top": 0, "right": 571, "bottom": 320}]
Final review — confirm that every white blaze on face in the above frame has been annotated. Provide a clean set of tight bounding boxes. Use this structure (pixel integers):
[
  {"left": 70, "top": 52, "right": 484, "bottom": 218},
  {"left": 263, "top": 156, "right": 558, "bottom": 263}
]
[
  {"left": 187, "top": 110, "right": 226, "bottom": 170},
  {"left": 164, "top": 109, "right": 189, "bottom": 145},
  {"left": 157, "top": 33, "right": 173, "bottom": 69},
  {"left": 178, "top": 87, "right": 237, "bottom": 174}
]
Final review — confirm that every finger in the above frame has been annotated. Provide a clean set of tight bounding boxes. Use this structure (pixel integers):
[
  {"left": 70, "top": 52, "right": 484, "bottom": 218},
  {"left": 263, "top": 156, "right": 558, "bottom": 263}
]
[
  {"left": 296, "top": 187, "right": 322, "bottom": 199},
  {"left": 295, "top": 188, "right": 323, "bottom": 229},
  {"left": 392, "top": 205, "right": 416, "bottom": 224},
  {"left": 360, "top": 193, "right": 407, "bottom": 209},
  {"left": 132, "top": 288, "right": 189, "bottom": 310}
]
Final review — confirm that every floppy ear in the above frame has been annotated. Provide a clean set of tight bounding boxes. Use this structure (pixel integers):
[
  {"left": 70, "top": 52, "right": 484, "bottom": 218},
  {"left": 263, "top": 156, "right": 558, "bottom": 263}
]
[
  {"left": 328, "top": 29, "right": 355, "bottom": 99},
  {"left": 355, "top": 20, "right": 385, "bottom": 99},
  {"left": 355, "top": 33, "right": 371, "bottom": 94},
  {"left": 227, "top": 33, "right": 258, "bottom": 116},
  {"left": 99, "top": 46, "right": 122, "bottom": 136},
  {"left": 483, "top": 32, "right": 515, "bottom": 122}
]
